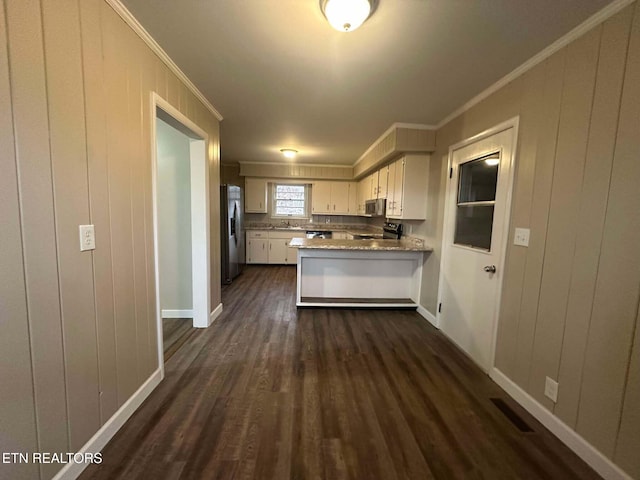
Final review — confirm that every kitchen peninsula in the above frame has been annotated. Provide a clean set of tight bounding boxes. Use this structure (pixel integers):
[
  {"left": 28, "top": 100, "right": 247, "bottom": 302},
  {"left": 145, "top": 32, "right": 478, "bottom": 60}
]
[{"left": 290, "top": 237, "right": 431, "bottom": 308}]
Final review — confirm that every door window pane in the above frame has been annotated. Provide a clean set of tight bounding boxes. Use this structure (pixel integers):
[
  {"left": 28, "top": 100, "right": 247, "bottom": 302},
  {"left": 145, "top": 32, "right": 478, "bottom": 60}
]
[
  {"left": 454, "top": 152, "right": 499, "bottom": 250},
  {"left": 458, "top": 154, "right": 499, "bottom": 203},
  {"left": 454, "top": 205, "right": 494, "bottom": 250}
]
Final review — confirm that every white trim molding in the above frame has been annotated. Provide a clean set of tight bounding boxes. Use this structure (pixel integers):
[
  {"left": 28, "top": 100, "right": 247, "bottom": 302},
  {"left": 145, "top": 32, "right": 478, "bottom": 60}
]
[
  {"left": 490, "top": 368, "right": 634, "bottom": 480},
  {"left": 417, "top": 305, "right": 438, "bottom": 328},
  {"left": 52, "top": 368, "right": 162, "bottom": 480},
  {"left": 105, "top": 0, "right": 223, "bottom": 121},
  {"left": 209, "top": 303, "right": 224, "bottom": 326},
  {"left": 161, "top": 309, "right": 194, "bottom": 319}
]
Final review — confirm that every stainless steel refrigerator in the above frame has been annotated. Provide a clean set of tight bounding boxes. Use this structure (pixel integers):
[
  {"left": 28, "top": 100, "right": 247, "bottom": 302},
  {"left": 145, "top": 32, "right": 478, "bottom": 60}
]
[{"left": 220, "top": 184, "right": 244, "bottom": 284}]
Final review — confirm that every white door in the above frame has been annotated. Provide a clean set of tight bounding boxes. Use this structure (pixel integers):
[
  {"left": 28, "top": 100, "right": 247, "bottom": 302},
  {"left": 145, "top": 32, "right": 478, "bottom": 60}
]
[{"left": 438, "top": 123, "right": 517, "bottom": 372}]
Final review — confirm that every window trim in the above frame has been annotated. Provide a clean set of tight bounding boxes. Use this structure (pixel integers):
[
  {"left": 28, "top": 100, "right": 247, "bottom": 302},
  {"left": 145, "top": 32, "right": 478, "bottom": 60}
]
[{"left": 271, "top": 183, "right": 310, "bottom": 219}]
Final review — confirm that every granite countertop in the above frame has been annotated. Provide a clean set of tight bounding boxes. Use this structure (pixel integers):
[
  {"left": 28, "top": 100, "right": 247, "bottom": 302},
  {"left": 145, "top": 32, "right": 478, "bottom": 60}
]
[
  {"left": 244, "top": 224, "right": 382, "bottom": 234},
  {"left": 289, "top": 237, "right": 432, "bottom": 252}
]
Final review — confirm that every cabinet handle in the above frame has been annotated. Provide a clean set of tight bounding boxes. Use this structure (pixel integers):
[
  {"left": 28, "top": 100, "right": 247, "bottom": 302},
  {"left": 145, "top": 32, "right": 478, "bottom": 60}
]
[
  {"left": 263, "top": 244, "right": 265, "bottom": 250},
  {"left": 333, "top": 204, "right": 335, "bottom": 211},
  {"left": 327, "top": 204, "right": 330, "bottom": 211}
]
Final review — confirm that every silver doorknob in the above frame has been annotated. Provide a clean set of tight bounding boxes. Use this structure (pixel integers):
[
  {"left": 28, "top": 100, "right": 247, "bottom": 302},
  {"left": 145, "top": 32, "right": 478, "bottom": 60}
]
[{"left": 483, "top": 265, "right": 497, "bottom": 273}]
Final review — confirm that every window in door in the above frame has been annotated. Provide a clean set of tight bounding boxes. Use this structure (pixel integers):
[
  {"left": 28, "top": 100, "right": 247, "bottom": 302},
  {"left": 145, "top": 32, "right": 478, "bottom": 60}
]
[
  {"left": 273, "top": 184, "right": 308, "bottom": 218},
  {"left": 454, "top": 152, "right": 500, "bottom": 251}
]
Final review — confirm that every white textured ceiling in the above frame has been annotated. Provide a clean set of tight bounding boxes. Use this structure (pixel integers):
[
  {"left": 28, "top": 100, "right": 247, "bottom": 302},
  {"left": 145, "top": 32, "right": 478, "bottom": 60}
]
[{"left": 121, "top": 0, "right": 613, "bottom": 165}]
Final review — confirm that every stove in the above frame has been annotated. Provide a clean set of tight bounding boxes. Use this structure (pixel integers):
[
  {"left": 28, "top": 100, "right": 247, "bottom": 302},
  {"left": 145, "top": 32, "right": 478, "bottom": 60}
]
[{"left": 382, "top": 222, "right": 403, "bottom": 240}]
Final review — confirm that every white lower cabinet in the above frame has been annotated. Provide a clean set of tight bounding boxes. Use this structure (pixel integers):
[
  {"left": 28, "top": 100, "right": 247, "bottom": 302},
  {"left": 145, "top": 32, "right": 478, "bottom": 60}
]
[{"left": 247, "top": 230, "right": 304, "bottom": 264}]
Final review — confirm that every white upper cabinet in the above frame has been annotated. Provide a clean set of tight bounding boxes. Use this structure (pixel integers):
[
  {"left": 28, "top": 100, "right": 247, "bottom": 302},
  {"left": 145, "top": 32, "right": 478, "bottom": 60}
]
[
  {"left": 244, "top": 178, "right": 268, "bottom": 213},
  {"left": 386, "top": 154, "right": 430, "bottom": 220},
  {"left": 311, "top": 181, "right": 332, "bottom": 214},
  {"left": 377, "top": 165, "right": 389, "bottom": 199},
  {"left": 312, "top": 181, "right": 353, "bottom": 215},
  {"left": 347, "top": 182, "right": 358, "bottom": 215}
]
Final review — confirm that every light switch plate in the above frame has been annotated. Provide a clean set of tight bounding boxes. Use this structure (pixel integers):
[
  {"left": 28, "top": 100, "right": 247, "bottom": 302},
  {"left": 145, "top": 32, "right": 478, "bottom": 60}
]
[
  {"left": 79, "top": 224, "right": 96, "bottom": 251},
  {"left": 544, "top": 376, "right": 558, "bottom": 403},
  {"left": 514, "top": 227, "right": 530, "bottom": 247}
]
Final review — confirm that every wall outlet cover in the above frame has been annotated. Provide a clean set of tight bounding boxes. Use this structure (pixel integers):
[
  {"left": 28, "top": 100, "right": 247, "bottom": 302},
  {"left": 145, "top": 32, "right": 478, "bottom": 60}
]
[
  {"left": 514, "top": 227, "right": 530, "bottom": 247},
  {"left": 79, "top": 224, "right": 96, "bottom": 251},
  {"left": 544, "top": 376, "right": 559, "bottom": 403}
]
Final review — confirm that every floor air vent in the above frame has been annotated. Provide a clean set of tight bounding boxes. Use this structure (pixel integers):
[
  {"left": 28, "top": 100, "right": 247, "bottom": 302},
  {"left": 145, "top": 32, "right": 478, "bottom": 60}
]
[{"left": 490, "top": 398, "right": 534, "bottom": 433}]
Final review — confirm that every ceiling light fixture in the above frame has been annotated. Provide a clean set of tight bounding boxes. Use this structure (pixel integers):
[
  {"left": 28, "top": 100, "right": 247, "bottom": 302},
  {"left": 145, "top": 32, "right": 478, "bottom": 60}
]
[
  {"left": 484, "top": 158, "right": 500, "bottom": 166},
  {"left": 320, "top": 0, "right": 378, "bottom": 33},
  {"left": 280, "top": 148, "right": 298, "bottom": 159}
]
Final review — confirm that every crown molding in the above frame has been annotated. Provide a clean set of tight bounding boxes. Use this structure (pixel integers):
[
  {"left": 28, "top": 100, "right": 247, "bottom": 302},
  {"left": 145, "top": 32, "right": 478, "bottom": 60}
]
[
  {"left": 435, "top": 0, "right": 635, "bottom": 130},
  {"left": 104, "top": 0, "right": 223, "bottom": 121}
]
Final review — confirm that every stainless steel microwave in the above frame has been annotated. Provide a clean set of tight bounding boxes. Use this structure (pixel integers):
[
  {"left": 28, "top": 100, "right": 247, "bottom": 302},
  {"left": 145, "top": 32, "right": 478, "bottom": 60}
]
[{"left": 365, "top": 198, "right": 386, "bottom": 216}]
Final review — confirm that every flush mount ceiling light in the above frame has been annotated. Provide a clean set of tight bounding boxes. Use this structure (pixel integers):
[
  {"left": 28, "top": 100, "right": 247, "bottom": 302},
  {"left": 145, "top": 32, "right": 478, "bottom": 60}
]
[
  {"left": 280, "top": 148, "right": 298, "bottom": 159},
  {"left": 320, "top": 0, "right": 378, "bottom": 32}
]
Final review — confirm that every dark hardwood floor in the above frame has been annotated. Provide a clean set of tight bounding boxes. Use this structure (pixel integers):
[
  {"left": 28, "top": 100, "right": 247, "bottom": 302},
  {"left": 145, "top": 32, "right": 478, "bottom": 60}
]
[
  {"left": 81, "top": 265, "right": 600, "bottom": 480},
  {"left": 163, "top": 318, "right": 196, "bottom": 362}
]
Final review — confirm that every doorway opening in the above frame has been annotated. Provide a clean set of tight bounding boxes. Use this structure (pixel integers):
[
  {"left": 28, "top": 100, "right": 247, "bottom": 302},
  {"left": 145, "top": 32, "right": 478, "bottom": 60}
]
[
  {"left": 437, "top": 118, "right": 519, "bottom": 373},
  {"left": 151, "top": 93, "right": 211, "bottom": 372}
]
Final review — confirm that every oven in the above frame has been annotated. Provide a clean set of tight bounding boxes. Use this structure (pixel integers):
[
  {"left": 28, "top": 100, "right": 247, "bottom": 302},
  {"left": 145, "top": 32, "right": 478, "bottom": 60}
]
[{"left": 382, "top": 222, "right": 403, "bottom": 240}]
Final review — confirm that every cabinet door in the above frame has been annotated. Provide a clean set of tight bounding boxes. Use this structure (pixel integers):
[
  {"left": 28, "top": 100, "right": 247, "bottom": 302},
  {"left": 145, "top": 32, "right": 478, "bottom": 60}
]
[
  {"left": 332, "top": 231, "right": 347, "bottom": 240},
  {"left": 311, "top": 181, "right": 331, "bottom": 214},
  {"left": 369, "top": 171, "right": 379, "bottom": 199},
  {"left": 386, "top": 161, "right": 396, "bottom": 216},
  {"left": 377, "top": 166, "right": 389, "bottom": 199},
  {"left": 269, "top": 239, "right": 288, "bottom": 264},
  {"left": 247, "top": 238, "right": 268, "bottom": 263},
  {"left": 347, "top": 182, "right": 358, "bottom": 215},
  {"left": 391, "top": 158, "right": 405, "bottom": 217},
  {"left": 357, "top": 178, "right": 368, "bottom": 214},
  {"left": 245, "top": 178, "right": 267, "bottom": 213},
  {"left": 330, "top": 182, "right": 350, "bottom": 214}
]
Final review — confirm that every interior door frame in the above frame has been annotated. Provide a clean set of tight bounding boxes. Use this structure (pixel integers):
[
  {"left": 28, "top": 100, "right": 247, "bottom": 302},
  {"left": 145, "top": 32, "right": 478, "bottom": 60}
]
[
  {"left": 436, "top": 116, "right": 520, "bottom": 371},
  {"left": 150, "top": 92, "right": 211, "bottom": 375}
]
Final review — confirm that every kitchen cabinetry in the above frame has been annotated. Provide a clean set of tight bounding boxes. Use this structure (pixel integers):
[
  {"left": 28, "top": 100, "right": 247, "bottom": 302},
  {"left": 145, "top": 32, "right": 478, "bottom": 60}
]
[
  {"left": 311, "top": 181, "right": 354, "bottom": 215},
  {"left": 386, "top": 154, "right": 430, "bottom": 220},
  {"left": 247, "top": 230, "right": 305, "bottom": 264},
  {"left": 332, "top": 231, "right": 348, "bottom": 240},
  {"left": 246, "top": 230, "right": 269, "bottom": 263},
  {"left": 244, "top": 178, "right": 268, "bottom": 213},
  {"left": 377, "top": 165, "right": 389, "bottom": 199},
  {"left": 348, "top": 182, "right": 358, "bottom": 215},
  {"left": 357, "top": 178, "right": 368, "bottom": 215}
]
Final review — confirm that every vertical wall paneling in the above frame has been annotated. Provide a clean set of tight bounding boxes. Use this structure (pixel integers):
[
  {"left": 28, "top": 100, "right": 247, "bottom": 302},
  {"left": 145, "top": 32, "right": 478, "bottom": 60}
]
[
  {"left": 614, "top": 303, "right": 640, "bottom": 477},
  {"left": 41, "top": 0, "right": 101, "bottom": 451},
  {"left": 528, "top": 28, "right": 601, "bottom": 409},
  {"left": 140, "top": 33, "right": 158, "bottom": 377},
  {"left": 576, "top": 1, "right": 640, "bottom": 456},
  {"left": 511, "top": 50, "right": 567, "bottom": 388},
  {"left": 555, "top": 6, "right": 634, "bottom": 428},
  {"left": 79, "top": 0, "right": 118, "bottom": 424},
  {"left": 494, "top": 62, "right": 546, "bottom": 377},
  {"left": 5, "top": 1, "right": 70, "bottom": 475},
  {"left": 102, "top": 2, "right": 139, "bottom": 403},
  {"left": 0, "top": 1, "right": 40, "bottom": 478},
  {"left": 125, "top": 25, "right": 148, "bottom": 386}
]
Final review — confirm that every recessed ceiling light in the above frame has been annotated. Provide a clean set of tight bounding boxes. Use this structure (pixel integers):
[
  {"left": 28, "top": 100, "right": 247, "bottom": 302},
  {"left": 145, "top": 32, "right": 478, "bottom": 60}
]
[
  {"left": 280, "top": 148, "right": 298, "bottom": 159},
  {"left": 320, "top": 0, "right": 377, "bottom": 33}
]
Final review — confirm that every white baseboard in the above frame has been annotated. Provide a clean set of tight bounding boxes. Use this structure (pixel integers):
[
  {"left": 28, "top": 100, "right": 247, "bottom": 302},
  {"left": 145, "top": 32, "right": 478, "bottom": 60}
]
[
  {"left": 209, "top": 303, "right": 223, "bottom": 326},
  {"left": 161, "top": 309, "right": 193, "bottom": 318},
  {"left": 417, "top": 305, "right": 438, "bottom": 328},
  {"left": 490, "top": 368, "right": 633, "bottom": 480},
  {"left": 52, "top": 368, "right": 162, "bottom": 480}
]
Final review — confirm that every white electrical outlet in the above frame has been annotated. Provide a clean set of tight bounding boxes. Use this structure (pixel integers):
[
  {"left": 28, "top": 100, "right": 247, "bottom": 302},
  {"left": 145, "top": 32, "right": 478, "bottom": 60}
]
[
  {"left": 79, "top": 224, "right": 96, "bottom": 251},
  {"left": 514, "top": 227, "right": 530, "bottom": 247},
  {"left": 544, "top": 376, "right": 559, "bottom": 403}
]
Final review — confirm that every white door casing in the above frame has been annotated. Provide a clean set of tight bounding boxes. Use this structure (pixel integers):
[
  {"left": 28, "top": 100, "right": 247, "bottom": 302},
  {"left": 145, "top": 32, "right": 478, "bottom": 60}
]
[{"left": 438, "top": 118, "right": 519, "bottom": 373}]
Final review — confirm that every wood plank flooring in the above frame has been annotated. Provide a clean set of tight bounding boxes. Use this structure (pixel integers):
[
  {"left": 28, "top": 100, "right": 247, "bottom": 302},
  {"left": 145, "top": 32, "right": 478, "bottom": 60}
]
[
  {"left": 80, "top": 265, "right": 601, "bottom": 480},
  {"left": 163, "top": 318, "right": 196, "bottom": 362}
]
